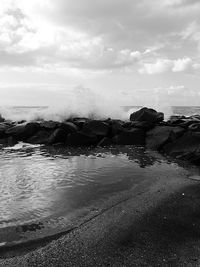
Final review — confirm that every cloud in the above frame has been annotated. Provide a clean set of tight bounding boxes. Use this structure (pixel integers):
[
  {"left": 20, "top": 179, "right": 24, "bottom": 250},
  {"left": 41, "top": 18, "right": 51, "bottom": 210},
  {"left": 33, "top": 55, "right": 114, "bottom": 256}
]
[
  {"left": 139, "top": 57, "right": 194, "bottom": 74},
  {"left": 0, "top": 0, "right": 200, "bottom": 73}
]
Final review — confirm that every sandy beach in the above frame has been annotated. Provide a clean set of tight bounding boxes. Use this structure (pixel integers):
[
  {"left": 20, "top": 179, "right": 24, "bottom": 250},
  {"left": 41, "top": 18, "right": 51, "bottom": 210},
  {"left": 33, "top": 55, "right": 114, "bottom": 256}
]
[{"left": 1, "top": 167, "right": 200, "bottom": 266}]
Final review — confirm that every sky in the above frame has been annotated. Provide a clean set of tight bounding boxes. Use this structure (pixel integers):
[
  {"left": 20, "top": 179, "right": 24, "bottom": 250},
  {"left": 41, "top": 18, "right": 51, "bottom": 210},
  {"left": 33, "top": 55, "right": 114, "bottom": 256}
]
[{"left": 0, "top": 0, "right": 200, "bottom": 107}]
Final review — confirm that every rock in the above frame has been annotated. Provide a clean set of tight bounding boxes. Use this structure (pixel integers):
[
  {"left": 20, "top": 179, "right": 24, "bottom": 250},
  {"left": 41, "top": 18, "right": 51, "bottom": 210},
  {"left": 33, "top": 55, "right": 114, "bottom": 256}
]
[
  {"left": 189, "top": 115, "right": 200, "bottom": 121},
  {"left": 188, "top": 123, "right": 200, "bottom": 132},
  {"left": 27, "top": 130, "right": 52, "bottom": 144},
  {"left": 130, "top": 107, "right": 164, "bottom": 123},
  {"left": 131, "top": 121, "right": 155, "bottom": 130},
  {"left": 0, "top": 114, "right": 5, "bottom": 122},
  {"left": 113, "top": 128, "right": 145, "bottom": 145},
  {"left": 72, "top": 118, "right": 89, "bottom": 128},
  {"left": 48, "top": 128, "right": 69, "bottom": 144},
  {"left": 146, "top": 126, "right": 185, "bottom": 150},
  {"left": 157, "top": 112, "right": 164, "bottom": 122},
  {"left": 0, "top": 136, "right": 16, "bottom": 147},
  {"left": 5, "top": 122, "right": 40, "bottom": 141},
  {"left": 110, "top": 120, "right": 124, "bottom": 136},
  {"left": 40, "top": 121, "right": 60, "bottom": 130},
  {"left": 163, "top": 131, "right": 200, "bottom": 157},
  {"left": 168, "top": 115, "right": 200, "bottom": 128},
  {"left": 168, "top": 118, "right": 186, "bottom": 126},
  {"left": 60, "top": 122, "right": 78, "bottom": 133},
  {"left": 0, "top": 122, "right": 12, "bottom": 138},
  {"left": 97, "top": 137, "right": 113, "bottom": 146},
  {"left": 67, "top": 132, "right": 97, "bottom": 146},
  {"left": 82, "top": 120, "right": 109, "bottom": 136}
]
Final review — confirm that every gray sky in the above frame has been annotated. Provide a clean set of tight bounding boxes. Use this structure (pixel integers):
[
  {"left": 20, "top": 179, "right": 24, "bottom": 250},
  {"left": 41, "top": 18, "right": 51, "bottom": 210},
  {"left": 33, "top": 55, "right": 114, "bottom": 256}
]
[{"left": 0, "top": 0, "right": 200, "bottom": 106}]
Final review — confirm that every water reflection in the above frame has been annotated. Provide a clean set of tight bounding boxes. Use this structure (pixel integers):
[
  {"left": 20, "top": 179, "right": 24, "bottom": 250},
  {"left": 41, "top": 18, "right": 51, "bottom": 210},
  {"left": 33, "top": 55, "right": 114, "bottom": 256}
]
[{"left": 0, "top": 144, "right": 191, "bottom": 245}]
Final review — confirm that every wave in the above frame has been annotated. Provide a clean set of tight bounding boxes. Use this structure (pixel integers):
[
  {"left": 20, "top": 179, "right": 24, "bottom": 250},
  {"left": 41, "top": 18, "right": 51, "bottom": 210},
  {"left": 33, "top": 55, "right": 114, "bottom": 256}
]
[{"left": 0, "top": 86, "right": 174, "bottom": 121}]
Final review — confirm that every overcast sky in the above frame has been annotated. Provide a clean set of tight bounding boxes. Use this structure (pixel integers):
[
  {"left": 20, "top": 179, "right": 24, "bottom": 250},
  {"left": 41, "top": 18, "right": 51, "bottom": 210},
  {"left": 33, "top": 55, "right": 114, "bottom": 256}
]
[{"left": 0, "top": 0, "right": 200, "bottom": 106}]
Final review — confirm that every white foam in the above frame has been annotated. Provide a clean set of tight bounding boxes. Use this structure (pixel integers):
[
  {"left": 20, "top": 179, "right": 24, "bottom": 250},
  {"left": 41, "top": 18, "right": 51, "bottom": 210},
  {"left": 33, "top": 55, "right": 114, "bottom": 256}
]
[{"left": 3, "top": 142, "right": 42, "bottom": 150}]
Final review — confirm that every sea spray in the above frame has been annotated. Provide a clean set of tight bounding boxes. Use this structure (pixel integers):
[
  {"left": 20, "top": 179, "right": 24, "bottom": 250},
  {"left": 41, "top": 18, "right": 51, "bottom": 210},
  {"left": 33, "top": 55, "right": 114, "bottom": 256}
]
[
  {"left": 0, "top": 85, "right": 175, "bottom": 122},
  {"left": 0, "top": 86, "right": 130, "bottom": 121}
]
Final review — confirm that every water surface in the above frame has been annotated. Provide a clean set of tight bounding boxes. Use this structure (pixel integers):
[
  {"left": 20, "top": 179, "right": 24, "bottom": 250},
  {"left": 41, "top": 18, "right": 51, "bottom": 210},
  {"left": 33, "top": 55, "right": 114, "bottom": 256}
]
[{"left": 0, "top": 144, "right": 199, "bottom": 246}]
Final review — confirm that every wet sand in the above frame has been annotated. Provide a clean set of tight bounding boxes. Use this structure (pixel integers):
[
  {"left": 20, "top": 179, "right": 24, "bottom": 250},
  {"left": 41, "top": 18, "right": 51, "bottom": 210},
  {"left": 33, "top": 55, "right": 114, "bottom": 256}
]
[{"left": 1, "top": 171, "right": 200, "bottom": 266}]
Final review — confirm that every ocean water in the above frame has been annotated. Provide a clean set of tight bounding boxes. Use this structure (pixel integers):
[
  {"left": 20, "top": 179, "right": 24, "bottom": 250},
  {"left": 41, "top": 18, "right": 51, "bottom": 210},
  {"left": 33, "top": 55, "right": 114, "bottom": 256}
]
[
  {"left": 1, "top": 105, "right": 200, "bottom": 122},
  {"left": 0, "top": 106, "right": 200, "bottom": 247}
]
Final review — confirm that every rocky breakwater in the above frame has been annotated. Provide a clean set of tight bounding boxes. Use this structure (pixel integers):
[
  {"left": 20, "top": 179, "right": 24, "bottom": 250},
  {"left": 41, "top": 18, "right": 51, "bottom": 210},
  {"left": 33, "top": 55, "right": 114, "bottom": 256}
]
[{"left": 1, "top": 107, "right": 200, "bottom": 165}]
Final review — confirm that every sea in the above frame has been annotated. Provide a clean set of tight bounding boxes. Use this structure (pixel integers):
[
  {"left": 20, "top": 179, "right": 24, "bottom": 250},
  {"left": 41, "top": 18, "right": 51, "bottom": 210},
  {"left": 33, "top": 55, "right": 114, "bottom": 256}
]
[
  {"left": 1, "top": 105, "right": 200, "bottom": 122},
  {"left": 0, "top": 106, "right": 200, "bottom": 247}
]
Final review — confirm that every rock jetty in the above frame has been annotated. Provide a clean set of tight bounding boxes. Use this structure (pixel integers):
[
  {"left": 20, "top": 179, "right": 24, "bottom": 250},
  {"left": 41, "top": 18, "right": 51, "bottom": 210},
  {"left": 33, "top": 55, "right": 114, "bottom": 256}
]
[{"left": 1, "top": 107, "right": 200, "bottom": 165}]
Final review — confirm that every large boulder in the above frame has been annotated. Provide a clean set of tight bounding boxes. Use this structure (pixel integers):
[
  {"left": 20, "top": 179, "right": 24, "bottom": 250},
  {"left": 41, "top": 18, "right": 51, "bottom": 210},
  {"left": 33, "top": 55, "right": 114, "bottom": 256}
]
[
  {"left": 5, "top": 122, "right": 40, "bottom": 141},
  {"left": 163, "top": 131, "right": 200, "bottom": 157},
  {"left": 113, "top": 128, "right": 145, "bottom": 145},
  {"left": 40, "top": 121, "right": 60, "bottom": 130},
  {"left": 130, "top": 107, "right": 164, "bottom": 123},
  {"left": 0, "top": 114, "right": 5, "bottom": 122},
  {"left": 82, "top": 120, "right": 109, "bottom": 137},
  {"left": 168, "top": 115, "right": 200, "bottom": 129},
  {"left": 130, "top": 121, "right": 155, "bottom": 130},
  {"left": 27, "top": 130, "right": 52, "bottom": 144},
  {"left": 188, "top": 123, "right": 200, "bottom": 132},
  {"left": 97, "top": 137, "right": 113, "bottom": 146},
  {"left": 0, "top": 122, "right": 12, "bottom": 138},
  {"left": 72, "top": 118, "right": 89, "bottom": 128},
  {"left": 60, "top": 122, "right": 78, "bottom": 133},
  {"left": 0, "top": 136, "right": 16, "bottom": 147},
  {"left": 146, "top": 126, "right": 185, "bottom": 150},
  {"left": 48, "top": 128, "right": 69, "bottom": 144},
  {"left": 67, "top": 132, "right": 97, "bottom": 146},
  {"left": 109, "top": 120, "right": 124, "bottom": 136}
]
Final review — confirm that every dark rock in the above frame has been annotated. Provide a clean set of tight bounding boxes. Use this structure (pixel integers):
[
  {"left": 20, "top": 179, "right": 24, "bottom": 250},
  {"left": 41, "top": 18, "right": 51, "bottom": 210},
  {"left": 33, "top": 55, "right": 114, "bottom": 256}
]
[
  {"left": 60, "top": 122, "right": 78, "bottom": 133},
  {"left": 0, "top": 122, "right": 12, "bottom": 138},
  {"left": 67, "top": 132, "right": 97, "bottom": 146},
  {"left": 130, "top": 107, "right": 164, "bottom": 123},
  {"left": 110, "top": 120, "right": 124, "bottom": 136},
  {"left": 131, "top": 121, "right": 155, "bottom": 130},
  {"left": 122, "top": 122, "right": 132, "bottom": 128},
  {"left": 113, "top": 128, "right": 145, "bottom": 145},
  {"left": 72, "top": 118, "right": 89, "bottom": 128},
  {"left": 169, "top": 115, "right": 186, "bottom": 121},
  {"left": 5, "top": 122, "right": 40, "bottom": 141},
  {"left": 27, "top": 130, "right": 52, "bottom": 144},
  {"left": 188, "top": 123, "right": 200, "bottom": 132},
  {"left": 168, "top": 115, "right": 200, "bottom": 128},
  {"left": 146, "top": 126, "right": 185, "bottom": 150},
  {"left": 97, "top": 137, "right": 113, "bottom": 146},
  {"left": 40, "top": 121, "right": 60, "bottom": 130},
  {"left": 0, "top": 114, "right": 5, "bottom": 122},
  {"left": 168, "top": 118, "right": 186, "bottom": 126},
  {"left": 157, "top": 112, "right": 164, "bottom": 122},
  {"left": 48, "top": 128, "right": 68, "bottom": 144},
  {"left": 189, "top": 115, "right": 200, "bottom": 121},
  {"left": 163, "top": 131, "right": 200, "bottom": 157},
  {"left": 0, "top": 136, "right": 16, "bottom": 147},
  {"left": 82, "top": 120, "right": 109, "bottom": 136}
]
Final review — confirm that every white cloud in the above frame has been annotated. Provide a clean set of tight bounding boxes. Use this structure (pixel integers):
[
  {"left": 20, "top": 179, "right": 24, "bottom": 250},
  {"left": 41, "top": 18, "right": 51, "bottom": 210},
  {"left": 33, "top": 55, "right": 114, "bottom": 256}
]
[
  {"left": 139, "top": 57, "right": 194, "bottom": 74},
  {"left": 1, "top": 0, "right": 200, "bottom": 72},
  {"left": 139, "top": 59, "right": 173, "bottom": 74},
  {"left": 172, "top": 57, "right": 192, "bottom": 72},
  {"left": 1, "top": 0, "right": 200, "bottom": 107}
]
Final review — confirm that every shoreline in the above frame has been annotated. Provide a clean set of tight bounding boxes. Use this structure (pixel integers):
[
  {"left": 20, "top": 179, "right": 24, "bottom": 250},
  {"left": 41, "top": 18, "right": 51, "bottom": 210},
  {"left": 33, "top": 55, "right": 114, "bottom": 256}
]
[{"left": 1, "top": 165, "right": 200, "bottom": 266}]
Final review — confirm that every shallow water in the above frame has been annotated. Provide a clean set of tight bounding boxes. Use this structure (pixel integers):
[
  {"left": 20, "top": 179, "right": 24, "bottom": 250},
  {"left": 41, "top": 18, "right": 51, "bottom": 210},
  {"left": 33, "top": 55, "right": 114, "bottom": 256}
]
[{"left": 0, "top": 144, "right": 199, "bottom": 247}]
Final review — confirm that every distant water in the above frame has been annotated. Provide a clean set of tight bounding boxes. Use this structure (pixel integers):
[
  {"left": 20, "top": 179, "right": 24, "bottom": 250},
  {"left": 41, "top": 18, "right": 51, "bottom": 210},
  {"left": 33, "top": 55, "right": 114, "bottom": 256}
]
[
  {"left": 1, "top": 106, "right": 200, "bottom": 122},
  {"left": 123, "top": 106, "right": 200, "bottom": 117}
]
